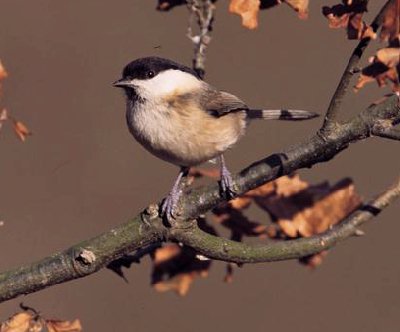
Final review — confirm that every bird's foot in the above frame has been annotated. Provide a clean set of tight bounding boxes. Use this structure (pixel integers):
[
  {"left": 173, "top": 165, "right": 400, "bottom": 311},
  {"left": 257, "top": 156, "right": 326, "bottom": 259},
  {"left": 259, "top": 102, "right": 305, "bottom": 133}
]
[
  {"left": 161, "top": 188, "right": 182, "bottom": 223},
  {"left": 220, "top": 162, "right": 236, "bottom": 199},
  {"left": 160, "top": 167, "right": 188, "bottom": 225}
]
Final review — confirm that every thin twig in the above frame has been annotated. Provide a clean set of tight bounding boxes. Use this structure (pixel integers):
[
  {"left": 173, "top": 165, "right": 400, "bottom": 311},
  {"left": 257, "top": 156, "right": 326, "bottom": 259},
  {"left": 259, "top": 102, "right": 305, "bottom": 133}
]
[
  {"left": 186, "top": 0, "right": 215, "bottom": 78},
  {"left": 321, "top": 0, "right": 394, "bottom": 133}
]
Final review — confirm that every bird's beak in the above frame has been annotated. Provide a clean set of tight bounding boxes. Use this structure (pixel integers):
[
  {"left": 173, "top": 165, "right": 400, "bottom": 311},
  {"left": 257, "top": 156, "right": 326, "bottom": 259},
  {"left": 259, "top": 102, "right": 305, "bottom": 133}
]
[{"left": 113, "top": 78, "right": 134, "bottom": 88}]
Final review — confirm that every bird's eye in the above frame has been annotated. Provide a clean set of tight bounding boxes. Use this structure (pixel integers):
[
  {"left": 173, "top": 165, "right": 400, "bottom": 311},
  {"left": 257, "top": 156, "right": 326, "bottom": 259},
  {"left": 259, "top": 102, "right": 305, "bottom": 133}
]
[{"left": 147, "top": 71, "right": 155, "bottom": 78}]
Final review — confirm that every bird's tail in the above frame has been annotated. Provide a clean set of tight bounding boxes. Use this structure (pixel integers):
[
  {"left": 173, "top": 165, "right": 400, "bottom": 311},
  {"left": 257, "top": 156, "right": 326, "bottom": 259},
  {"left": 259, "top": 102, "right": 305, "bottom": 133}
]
[{"left": 246, "top": 109, "right": 319, "bottom": 121}]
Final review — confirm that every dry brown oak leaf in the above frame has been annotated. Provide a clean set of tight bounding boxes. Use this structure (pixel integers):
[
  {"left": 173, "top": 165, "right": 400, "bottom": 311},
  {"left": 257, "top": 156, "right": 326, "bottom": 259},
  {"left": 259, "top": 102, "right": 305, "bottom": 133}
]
[
  {"left": 322, "top": 0, "right": 375, "bottom": 40},
  {"left": 12, "top": 120, "right": 32, "bottom": 142},
  {"left": 151, "top": 243, "right": 212, "bottom": 296},
  {"left": 0, "top": 311, "right": 82, "bottom": 332},
  {"left": 354, "top": 47, "right": 400, "bottom": 93},
  {"left": 229, "top": 0, "right": 308, "bottom": 29},
  {"left": 379, "top": 0, "right": 400, "bottom": 42},
  {"left": 212, "top": 174, "right": 361, "bottom": 267}
]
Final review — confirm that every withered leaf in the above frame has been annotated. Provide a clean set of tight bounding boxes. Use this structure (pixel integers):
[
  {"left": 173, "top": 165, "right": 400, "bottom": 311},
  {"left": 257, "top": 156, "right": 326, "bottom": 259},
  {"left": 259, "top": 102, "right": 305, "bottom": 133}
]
[
  {"left": 0, "top": 312, "right": 34, "bottom": 332},
  {"left": 374, "top": 47, "right": 400, "bottom": 67},
  {"left": 230, "top": 0, "right": 309, "bottom": 29},
  {"left": 46, "top": 320, "right": 82, "bottom": 332},
  {"left": 243, "top": 176, "right": 362, "bottom": 268},
  {"left": 0, "top": 109, "right": 7, "bottom": 132},
  {"left": 229, "top": 0, "right": 261, "bottom": 29},
  {"left": 0, "top": 60, "right": 8, "bottom": 81},
  {"left": 284, "top": 0, "right": 309, "bottom": 19},
  {"left": 299, "top": 251, "right": 328, "bottom": 269},
  {"left": 322, "top": 1, "right": 375, "bottom": 40},
  {"left": 224, "top": 263, "right": 236, "bottom": 283},
  {"left": 151, "top": 243, "right": 211, "bottom": 296},
  {"left": 255, "top": 177, "right": 362, "bottom": 238},
  {"left": 379, "top": 0, "right": 400, "bottom": 42},
  {"left": 0, "top": 109, "right": 7, "bottom": 122},
  {"left": 0, "top": 311, "right": 81, "bottom": 332},
  {"left": 12, "top": 120, "right": 32, "bottom": 142},
  {"left": 354, "top": 47, "right": 400, "bottom": 92},
  {"left": 210, "top": 174, "right": 361, "bottom": 267}
]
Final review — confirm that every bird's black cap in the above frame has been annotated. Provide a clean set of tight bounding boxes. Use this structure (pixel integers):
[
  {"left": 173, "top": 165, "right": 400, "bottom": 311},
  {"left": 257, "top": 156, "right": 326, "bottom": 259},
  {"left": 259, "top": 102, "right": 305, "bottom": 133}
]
[{"left": 121, "top": 56, "right": 201, "bottom": 81}]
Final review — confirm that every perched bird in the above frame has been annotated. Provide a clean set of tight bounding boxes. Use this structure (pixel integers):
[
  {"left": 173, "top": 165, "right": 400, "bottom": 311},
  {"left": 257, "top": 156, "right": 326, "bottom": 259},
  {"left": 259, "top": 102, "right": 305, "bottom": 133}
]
[{"left": 113, "top": 57, "right": 318, "bottom": 220}]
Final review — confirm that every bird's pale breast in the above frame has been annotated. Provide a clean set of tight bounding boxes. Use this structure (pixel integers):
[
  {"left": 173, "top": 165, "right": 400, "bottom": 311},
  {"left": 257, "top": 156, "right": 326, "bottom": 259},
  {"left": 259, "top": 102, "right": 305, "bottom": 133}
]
[{"left": 127, "top": 97, "right": 247, "bottom": 167}]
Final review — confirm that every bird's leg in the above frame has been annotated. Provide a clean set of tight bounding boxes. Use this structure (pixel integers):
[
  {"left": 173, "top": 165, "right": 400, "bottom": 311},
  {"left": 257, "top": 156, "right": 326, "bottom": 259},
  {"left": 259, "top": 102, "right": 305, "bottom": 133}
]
[
  {"left": 219, "top": 155, "right": 236, "bottom": 198},
  {"left": 161, "top": 167, "right": 189, "bottom": 222}
]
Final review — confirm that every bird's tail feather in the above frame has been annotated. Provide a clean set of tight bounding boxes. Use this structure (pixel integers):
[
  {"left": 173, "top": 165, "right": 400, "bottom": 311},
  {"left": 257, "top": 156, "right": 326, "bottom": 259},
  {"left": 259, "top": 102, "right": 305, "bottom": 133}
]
[{"left": 247, "top": 109, "right": 319, "bottom": 121}]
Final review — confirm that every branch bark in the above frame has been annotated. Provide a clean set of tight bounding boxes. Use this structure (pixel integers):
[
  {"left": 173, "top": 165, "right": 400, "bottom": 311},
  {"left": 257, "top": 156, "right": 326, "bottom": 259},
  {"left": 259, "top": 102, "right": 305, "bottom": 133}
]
[
  {"left": 0, "top": 211, "right": 166, "bottom": 303},
  {"left": 372, "top": 121, "right": 400, "bottom": 140}
]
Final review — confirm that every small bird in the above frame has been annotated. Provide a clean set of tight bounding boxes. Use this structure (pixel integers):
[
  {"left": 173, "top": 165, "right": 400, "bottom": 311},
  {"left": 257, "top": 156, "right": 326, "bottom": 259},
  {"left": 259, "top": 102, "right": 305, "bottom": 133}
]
[{"left": 113, "top": 57, "right": 318, "bottom": 220}]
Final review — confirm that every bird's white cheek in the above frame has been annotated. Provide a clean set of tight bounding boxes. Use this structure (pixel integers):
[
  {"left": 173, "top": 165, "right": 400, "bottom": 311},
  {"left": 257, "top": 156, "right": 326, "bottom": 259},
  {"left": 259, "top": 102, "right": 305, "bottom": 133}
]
[
  {"left": 131, "top": 79, "right": 164, "bottom": 99},
  {"left": 132, "top": 70, "right": 202, "bottom": 99}
]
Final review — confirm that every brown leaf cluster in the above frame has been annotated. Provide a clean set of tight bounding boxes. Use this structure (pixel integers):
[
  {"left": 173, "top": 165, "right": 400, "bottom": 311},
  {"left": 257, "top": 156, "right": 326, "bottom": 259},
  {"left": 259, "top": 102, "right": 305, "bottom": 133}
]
[
  {"left": 202, "top": 170, "right": 361, "bottom": 269},
  {"left": 229, "top": 0, "right": 309, "bottom": 29},
  {"left": 355, "top": 47, "right": 400, "bottom": 92},
  {"left": 380, "top": 0, "right": 400, "bottom": 42},
  {"left": 354, "top": 1, "right": 400, "bottom": 93},
  {"left": 322, "top": 0, "right": 375, "bottom": 40},
  {"left": 156, "top": 0, "right": 308, "bottom": 29},
  {"left": 0, "top": 311, "right": 81, "bottom": 332},
  {"left": 255, "top": 176, "right": 362, "bottom": 238}
]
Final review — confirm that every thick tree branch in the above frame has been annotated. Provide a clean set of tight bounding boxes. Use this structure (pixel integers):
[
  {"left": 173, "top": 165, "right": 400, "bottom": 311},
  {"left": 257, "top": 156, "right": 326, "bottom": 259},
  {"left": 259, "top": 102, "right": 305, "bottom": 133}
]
[
  {"left": 321, "top": 0, "right": 394, "bottom": 133},
  {"left": 0, "top": 95, "right": 398, "bottom": 303},
  {"left": 0, "top": 210, "right": 166, "bottom": 303},
  {"left": 372, "top": 121, "right": 400, "bottom": 140}
]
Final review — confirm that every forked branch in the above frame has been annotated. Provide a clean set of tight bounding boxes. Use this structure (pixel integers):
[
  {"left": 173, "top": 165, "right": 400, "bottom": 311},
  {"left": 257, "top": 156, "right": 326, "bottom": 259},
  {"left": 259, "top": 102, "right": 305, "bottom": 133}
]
[
  {"left": 172, "top": 176, "right": 400, "bottom": 263},
  {"left": 321, "top": 0, "right": 395, "bottom": 133}
]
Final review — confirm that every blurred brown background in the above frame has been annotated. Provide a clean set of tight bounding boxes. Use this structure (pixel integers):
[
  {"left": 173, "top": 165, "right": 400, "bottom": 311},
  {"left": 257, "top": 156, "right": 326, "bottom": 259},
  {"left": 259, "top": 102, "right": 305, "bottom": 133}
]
[{"left": 0, "top": 1, "right": 399, "bottom": 331}]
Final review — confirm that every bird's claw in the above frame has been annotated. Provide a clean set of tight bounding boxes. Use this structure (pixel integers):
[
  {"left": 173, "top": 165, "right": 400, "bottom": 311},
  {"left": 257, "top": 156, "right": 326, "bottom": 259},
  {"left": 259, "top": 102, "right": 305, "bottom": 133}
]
[
  {"left": 220, "top": 165, "right": 236, "bottom": 199},
  {"left": 160, "top": 189, "right": 182, "bottom": 224}
]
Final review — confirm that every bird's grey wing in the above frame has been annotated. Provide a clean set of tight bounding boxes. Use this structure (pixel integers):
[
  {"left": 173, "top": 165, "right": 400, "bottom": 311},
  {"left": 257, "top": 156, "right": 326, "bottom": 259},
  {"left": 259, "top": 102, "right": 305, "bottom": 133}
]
[{"left": 201, "top": 89, "right": 248, "bottom": 117}]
